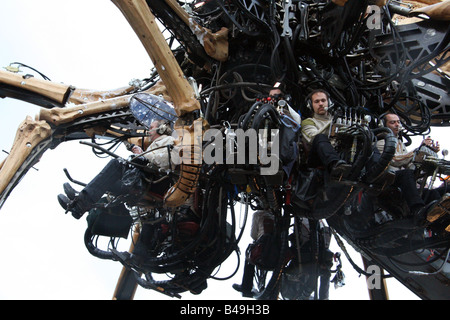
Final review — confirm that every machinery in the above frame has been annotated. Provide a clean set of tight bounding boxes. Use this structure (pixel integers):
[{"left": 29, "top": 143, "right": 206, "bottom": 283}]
[{"left": 0, "top": 0, "right": 449, "bottom": 300}]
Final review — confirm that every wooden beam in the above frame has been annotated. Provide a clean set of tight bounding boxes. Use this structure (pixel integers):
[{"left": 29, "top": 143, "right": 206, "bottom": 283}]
[
  {"left": 111, "top": 0, "right": 200, "bottom": 117},
  {"left": 112, "top": 227, "right": 141, "bottom": 300}
]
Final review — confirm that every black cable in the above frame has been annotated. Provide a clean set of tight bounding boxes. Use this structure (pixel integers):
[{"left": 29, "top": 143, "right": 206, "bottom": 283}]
[
  {"left": 10, "top": 62, "right": 51, "bottom": 80},
  {"left": 387, "top": 248, "right": 450, "bottom": 276},
  {"left": 389, "top": 247, "right": 450, "bottom": 267},
  {"left": 215, "top": 0, "right": 261, "bottom": 36}
]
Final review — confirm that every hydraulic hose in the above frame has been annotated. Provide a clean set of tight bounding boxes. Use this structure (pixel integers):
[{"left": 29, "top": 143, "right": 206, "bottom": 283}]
[
  {"left": 363, "top": 128, "right": 397, "bottom": 183},
  {"left": 251, "top": 103, "right": 281, "bottom": 130},
  {"left": 136, "top": 266, "right": 213, "bottom": 295},
  {"left": 139, "top": 171, "right": 229, "bottom": 268},
  {"left": 84, "top": 229, "right": 115, "bottom": 261},
  {"left": 239, "top": 101, "right": 263, "bottom": 130},
  {"left": 348, "top": 126, "right": 372, "bottom": 181}
]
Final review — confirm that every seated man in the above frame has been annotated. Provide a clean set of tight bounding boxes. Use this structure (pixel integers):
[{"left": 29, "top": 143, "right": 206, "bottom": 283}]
[
  {"left": 377, "top": 112, "right": 448, "bottom": 218},
  {"left": 58, "top": 119, "right": 176, "bottom": 219},
  {"left": 267, "top": 82, "right": 301, "bottom": 127},
  {"left": 301, "top": 89, "right": 350, "bottom": 177},
  {"left": 267, "top": 83, "right": 301, "bottom": 175}
]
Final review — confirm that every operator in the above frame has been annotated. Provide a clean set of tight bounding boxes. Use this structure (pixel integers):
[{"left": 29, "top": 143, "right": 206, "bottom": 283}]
[
  {"left": 301, "top": 89, "right": 350, "bottom": 177},
  {"left": 377, "top": 112, "right": 440, "bottom": 171},
  {"left": 232, "top": 84, "right": 298, "bottom": 298},
  {"left": 266, "top": 82, "right": 301, "bottom": 126},
  {"left": 376, "top": 112, "right": 448, "bottom": 217},
  {"left": 57, "top": 119, "right": 176, "bottom": 219}
]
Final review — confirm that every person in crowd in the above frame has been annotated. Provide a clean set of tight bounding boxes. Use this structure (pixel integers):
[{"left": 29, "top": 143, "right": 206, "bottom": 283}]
[{"left": 232, "top": 209, "right": 274, "bottom": 298}]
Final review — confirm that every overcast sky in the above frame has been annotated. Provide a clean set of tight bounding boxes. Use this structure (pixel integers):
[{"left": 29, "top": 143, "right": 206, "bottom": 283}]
[{"left": 1, "top": 0, "right": 441, "bottom": 300}]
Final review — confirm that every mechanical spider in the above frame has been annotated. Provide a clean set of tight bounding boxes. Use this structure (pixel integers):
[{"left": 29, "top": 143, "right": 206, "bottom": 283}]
[{"left": 0, "top": 0, "right": 450, "bottom": 300}]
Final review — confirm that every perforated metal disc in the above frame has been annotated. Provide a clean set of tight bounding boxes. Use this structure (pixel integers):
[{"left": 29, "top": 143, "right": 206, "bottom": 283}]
[{"left": 130, "top": 93, "right": 177, "bottom": 128}]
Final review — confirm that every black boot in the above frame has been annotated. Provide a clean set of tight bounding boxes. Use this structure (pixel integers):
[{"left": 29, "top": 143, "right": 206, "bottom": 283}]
[
  {"left": 63, "top": 182, "right": 79, "bottom": 200},
  {"left": 57, "top": 193, "right": 89, "bottom": 219},
  {"left": 232, "top": 284, "right": 256, "bottom": 298},
  {"left": 232, "top": 261, "right": 256, "bottom": 298}
]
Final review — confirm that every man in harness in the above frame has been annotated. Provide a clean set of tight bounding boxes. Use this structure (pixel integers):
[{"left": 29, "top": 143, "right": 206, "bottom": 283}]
[
  {"left": 301, "top": 89, "right": 352, "bottom": 177},
  {"left": 57, "top": 119, "right": 175, "bottom": 219},
  {"left": 377, "top": 112, "right": 450, "bottom": 221}
]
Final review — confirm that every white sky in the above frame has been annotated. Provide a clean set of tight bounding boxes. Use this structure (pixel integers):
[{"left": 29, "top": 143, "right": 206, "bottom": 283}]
[{"left": 1, "top": 0, "right": 444, "bottom": 300}]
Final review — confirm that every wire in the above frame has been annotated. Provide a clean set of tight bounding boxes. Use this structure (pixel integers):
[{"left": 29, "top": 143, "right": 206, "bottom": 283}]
[
  {"left": 331, "top": 227, "right": 393, "bottom": 278},
  {"left": 389, "top": 249, "right": 450, "bottom": 276},
  {"left": 9, "top": 62, "right": 51, "bottom": 80},
  {"left": 90, "top": 137, "right": 124, "bottom": 159},
  {"left": 389, "top": 246, "right": 450, "bottom": 267}
]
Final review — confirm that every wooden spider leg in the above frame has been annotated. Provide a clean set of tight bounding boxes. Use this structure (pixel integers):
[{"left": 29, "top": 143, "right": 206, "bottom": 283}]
[
  {"left": 38, "top": 95, "right": 131, "bottom": 126},
  {"left": 112, "top": 0, "right": 200, "bottom": 117},
  {"left": 0, "top": 69, "right": 72, "bottom": 106},
  {"left": 0, "top": 69, "right": 139, "bottom": 107},
  {"left": 0, "top": 67, "right": 133, "bottom": 201},
  {"left": 0, "top": 96, "right": 131, "bottom": 206},
  {"left": 112, "top": 0, "right": 209, "bottom": 208},
  {"left": 0, "top": 116, "right": 52, "bottom": 201}
]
